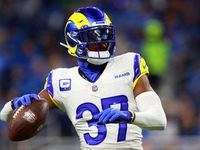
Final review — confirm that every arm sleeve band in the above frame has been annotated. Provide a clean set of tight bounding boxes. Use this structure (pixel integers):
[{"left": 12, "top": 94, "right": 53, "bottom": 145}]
[
  {"left": 132, "top": 91, "right": 167, "bottom": 130},
  {"left": 0, "top": 101, "right": 14, "bottom": 123}
]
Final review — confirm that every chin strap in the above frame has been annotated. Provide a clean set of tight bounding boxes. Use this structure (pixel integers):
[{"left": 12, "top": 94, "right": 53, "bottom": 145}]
[
  {"left": 87, "top": 51, "right": 110, "bottom": 65},
  {"left": 87, "top": 58, "right": 109, "bottom": 65}
]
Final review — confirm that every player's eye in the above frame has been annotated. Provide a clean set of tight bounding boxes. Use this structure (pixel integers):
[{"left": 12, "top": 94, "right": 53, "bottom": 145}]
[{"left": 87, "top": 29, "right": 114, "bottom": 42}]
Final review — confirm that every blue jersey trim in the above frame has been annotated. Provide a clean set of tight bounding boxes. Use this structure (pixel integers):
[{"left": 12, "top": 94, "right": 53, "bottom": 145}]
[
  {"left": 45, "top": 71, "right": 54, "bottom": 98},
  {"left": 133, "top": 54, "right": 141, "bottom": 83}
]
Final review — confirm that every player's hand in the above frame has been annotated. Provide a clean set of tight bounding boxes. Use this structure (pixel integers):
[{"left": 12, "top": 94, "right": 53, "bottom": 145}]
[
  {"left": 94, "top": 108, "right": 131, "bottom": 124},
  {"left": 11, "top": 94, "right": 40, "bottom": 109}
]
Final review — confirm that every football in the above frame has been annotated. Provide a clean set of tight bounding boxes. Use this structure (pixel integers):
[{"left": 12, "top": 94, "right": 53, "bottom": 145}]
[{"left": 8, "top": 98, "right": 49, "bottom": 141}]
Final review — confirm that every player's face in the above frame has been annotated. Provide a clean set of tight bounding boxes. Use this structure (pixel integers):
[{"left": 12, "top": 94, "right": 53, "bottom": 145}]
[
  {"left": 87, "top": 43, "right": 108, "bottom": 51},
  {"left": 80, "top": 28, "right": 114, "bottom": 52}
]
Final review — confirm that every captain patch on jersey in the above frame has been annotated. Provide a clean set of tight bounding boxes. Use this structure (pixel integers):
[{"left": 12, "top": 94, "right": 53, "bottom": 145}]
[{"left": 59, "top": 79, "right": 71, "bottom": 91}]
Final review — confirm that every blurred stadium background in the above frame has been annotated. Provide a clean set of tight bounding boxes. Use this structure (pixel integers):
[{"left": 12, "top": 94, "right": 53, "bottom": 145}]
[{"left": 0, "top": 0, "right": 200, "bottom": 149}]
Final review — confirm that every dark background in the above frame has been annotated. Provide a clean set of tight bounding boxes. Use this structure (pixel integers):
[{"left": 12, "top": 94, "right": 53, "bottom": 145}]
[{"left": 0, "top": 0, "right": 200, "bottom": 149}]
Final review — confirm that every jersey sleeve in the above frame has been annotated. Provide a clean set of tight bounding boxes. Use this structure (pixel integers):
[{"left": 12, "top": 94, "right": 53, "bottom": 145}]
[
  {"left": 132, "top": 53, "right": 149, "bottom": 89},
  {"left": 44, "top": 70, "right": 62, "bottom": 110}
]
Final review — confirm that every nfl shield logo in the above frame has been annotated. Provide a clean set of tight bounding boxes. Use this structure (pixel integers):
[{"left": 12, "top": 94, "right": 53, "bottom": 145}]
[
  {"left": 23, "top": 109, "right": 37, "bottom": 124},
  {"left": 92, "top": 85, "right": 98, "bottom": 92}
]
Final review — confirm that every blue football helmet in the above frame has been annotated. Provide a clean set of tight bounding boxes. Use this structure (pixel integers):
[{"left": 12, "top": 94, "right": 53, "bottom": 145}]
[{"left": 60, "top": 7, "right": 116, "bottom": 65}]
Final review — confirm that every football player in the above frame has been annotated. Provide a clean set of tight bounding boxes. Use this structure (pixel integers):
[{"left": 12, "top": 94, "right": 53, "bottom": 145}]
[{"left": 0, "top": 7, "right": 167, "bottom": 150}]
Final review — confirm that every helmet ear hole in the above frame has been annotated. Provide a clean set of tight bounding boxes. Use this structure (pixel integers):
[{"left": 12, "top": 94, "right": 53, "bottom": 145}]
[
  {"left": 66, "top": 34, "right": 77, "bottom": 47},
  {"left": 68, "top": 41, "right": 74, "bottom": 45}
]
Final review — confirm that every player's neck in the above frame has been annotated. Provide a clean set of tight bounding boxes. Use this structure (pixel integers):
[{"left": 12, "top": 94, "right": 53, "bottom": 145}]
[
  {"left": 77, "top": 59, "right": 107, "bottom": 83},
  {"left": 77, "top": 59, "right": 93, "bottom": 68}
]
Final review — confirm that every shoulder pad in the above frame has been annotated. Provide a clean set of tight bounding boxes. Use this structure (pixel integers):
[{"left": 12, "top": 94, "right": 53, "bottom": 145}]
[{"left": 133, "top": 54, "right": 149, "bottom": 89}]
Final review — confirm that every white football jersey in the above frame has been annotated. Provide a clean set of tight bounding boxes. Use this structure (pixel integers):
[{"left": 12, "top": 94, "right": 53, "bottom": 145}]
[{"left": 44, "top": 52, "right": 149, "bottom": 150}]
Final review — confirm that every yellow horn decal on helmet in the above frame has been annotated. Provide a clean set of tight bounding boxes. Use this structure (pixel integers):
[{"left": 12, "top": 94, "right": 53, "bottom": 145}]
[
  {"left": 64, "top": 13, "right": 90, "bottom": 56},
  {"left": 64, "top": 23, "right": 77, "bottom": 56},
  {"left": 68, "top": 45, "right": 77, "bottom": 56},
  {"left": 67, "top": 13, "right": 90, "bottom": 29},
  {"left": 105, "top": 13, "right": 112, "bottom": 25}
]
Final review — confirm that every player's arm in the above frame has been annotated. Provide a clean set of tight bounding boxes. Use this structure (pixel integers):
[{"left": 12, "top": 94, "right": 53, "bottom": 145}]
[
  {"left": 130, "top": 55, "right": 166, "bottom": 130},
  {"left": 38, "top": 89, "right": 58, "bottom": 110},
  {"left": 0, "top": 89, "right": 57, "bottom": 123},
  {"left": 94, "top": 75, "right": 166, "bottom": 130},
  {"left": 0, "top": 94, "right": 40, "bottom": 123},
  {"left": 132, "top": 74, "right": 167, "bottom": 130},
  {"left": 95, "top": 54, "right": 167, "bottom": 130},
  {"left": 0, "top": 70, "right": 59, "bottom": 123},
  {"left": 94, "top": 75, "right": 167, "bottom": 130}
]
